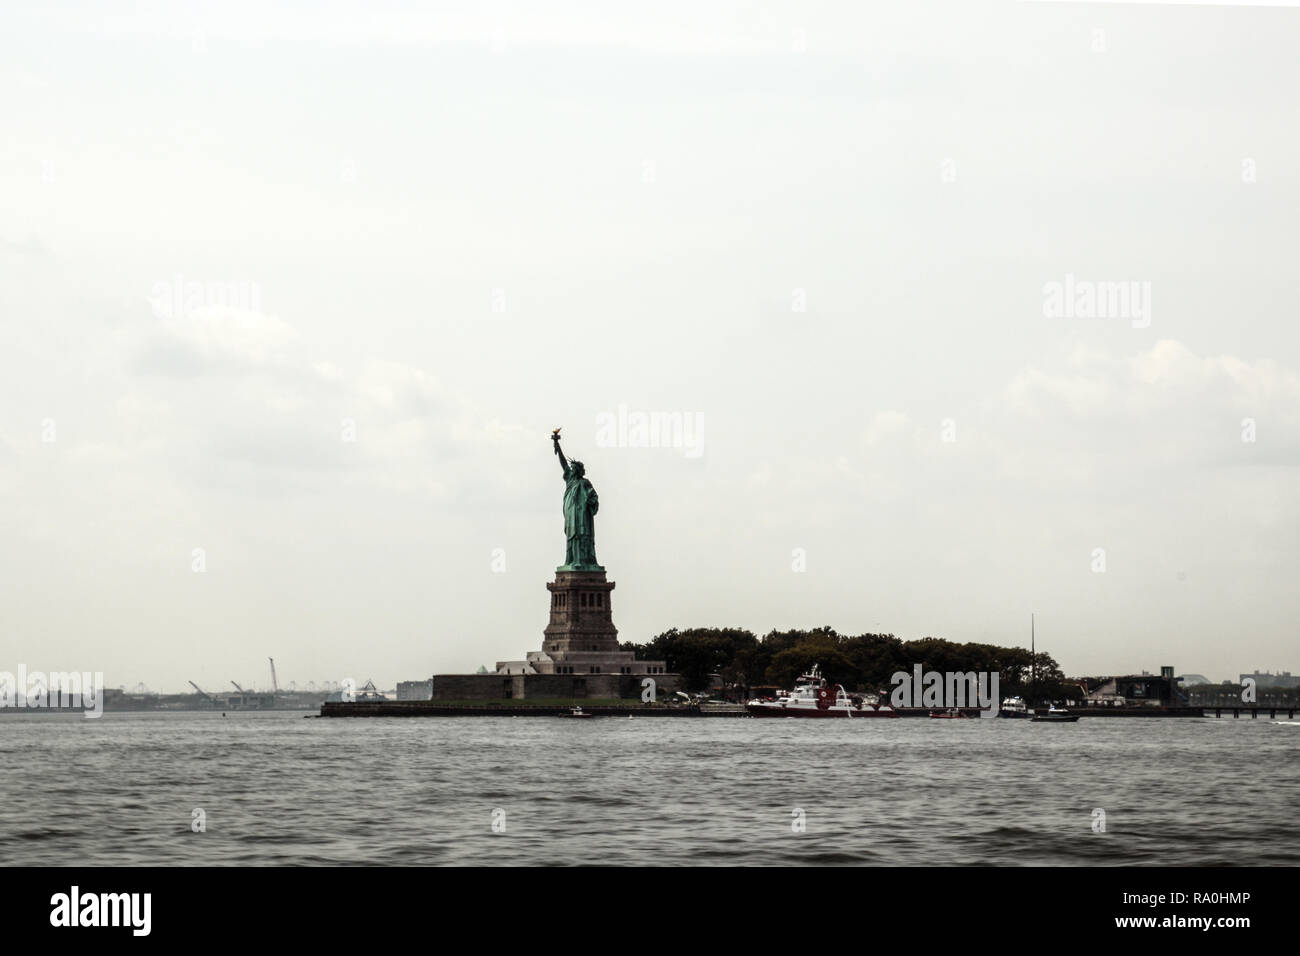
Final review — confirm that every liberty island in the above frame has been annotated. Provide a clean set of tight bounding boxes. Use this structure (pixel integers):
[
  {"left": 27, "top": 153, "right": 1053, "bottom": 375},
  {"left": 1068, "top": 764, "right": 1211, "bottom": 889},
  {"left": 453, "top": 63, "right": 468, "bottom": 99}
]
[{"left": 422, "top": 429, "right": 676, "bottom": 702}]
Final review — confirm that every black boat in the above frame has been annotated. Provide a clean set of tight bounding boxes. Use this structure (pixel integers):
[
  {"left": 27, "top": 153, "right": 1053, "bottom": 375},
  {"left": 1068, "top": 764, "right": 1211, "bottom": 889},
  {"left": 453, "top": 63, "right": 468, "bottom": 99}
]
[{"left": 1031, "top": 706, "right": 1080, "bottom": 723}]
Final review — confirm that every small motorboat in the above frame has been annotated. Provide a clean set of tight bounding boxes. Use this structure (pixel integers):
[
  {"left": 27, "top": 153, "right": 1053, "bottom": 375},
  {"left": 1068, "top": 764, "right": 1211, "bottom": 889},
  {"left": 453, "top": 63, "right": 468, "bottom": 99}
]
[
  {"left": 559, "top": 705, "right": 594, "bottom": 719},
  {"left": 928, "top": 708, "right": 970, "bottom": 719},
  {"left": 999, "top": 696, "right": 1030, "bottom": 718},
  {"left": 1031, "top": 706, "right": 1080, "bottom": 723}
]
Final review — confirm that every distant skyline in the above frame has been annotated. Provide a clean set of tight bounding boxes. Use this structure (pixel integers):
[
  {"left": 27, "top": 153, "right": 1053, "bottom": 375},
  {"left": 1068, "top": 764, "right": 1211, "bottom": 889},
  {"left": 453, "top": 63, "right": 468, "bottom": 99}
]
[{"left": 3, "top": 2, "right": 1298, "bottom": 693}]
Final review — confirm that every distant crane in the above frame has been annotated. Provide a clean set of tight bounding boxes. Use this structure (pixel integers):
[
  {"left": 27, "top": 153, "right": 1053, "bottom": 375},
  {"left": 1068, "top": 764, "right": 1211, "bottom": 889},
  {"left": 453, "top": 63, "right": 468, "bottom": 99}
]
[
  {"left": 230, "top": 680, "right": 248, "bottom": 709},
  {"left": 268, "top": 658, "right": 279, "bottom": 695},
  {"left": 188, "top": 681, "right": 219, "bottom": 707}
]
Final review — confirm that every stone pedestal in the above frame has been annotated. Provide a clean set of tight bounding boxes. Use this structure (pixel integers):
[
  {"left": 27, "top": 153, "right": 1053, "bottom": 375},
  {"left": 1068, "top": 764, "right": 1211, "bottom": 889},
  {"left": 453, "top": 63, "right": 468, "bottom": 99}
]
[
  {"left": 522, "top": 569, "right": 665, "bottom": 677},
  {"left": 433, "top": 567, "right": 676, "bottom": 701},
  {"left": 543, "top": 570, "right": 620, "bottom": 661}
]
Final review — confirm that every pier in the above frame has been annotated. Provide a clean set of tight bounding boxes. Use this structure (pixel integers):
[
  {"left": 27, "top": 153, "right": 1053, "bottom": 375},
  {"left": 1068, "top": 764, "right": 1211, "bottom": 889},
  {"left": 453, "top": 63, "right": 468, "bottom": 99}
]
[
  {"left": 1207, "top": 706, "right": 1297, "bottom": 719},
  {"left": 319, "top": 700, "right": 723, "bottom": 717},
  {"left": 317, "top": 701, "right": 1296, "bottom": 719}
]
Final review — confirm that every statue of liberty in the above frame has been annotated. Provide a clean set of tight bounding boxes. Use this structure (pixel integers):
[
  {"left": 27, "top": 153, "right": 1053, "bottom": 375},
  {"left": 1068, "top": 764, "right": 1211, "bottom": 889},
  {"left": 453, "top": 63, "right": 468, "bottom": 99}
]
[{"left": 551, "top": 429, "right": 602, "bottom": 570}]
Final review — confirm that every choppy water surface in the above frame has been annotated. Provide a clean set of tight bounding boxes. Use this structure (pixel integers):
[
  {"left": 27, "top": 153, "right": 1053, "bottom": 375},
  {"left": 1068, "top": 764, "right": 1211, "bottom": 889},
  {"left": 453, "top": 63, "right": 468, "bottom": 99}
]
[{"left": 2, "top": 712, "right": 1296, "bottom": 865}]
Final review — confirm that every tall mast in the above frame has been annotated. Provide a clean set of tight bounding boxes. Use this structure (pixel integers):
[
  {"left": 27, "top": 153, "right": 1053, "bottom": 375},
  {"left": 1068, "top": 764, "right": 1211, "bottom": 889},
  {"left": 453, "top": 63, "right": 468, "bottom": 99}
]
[{"left": 1031, "top": 614, "right": 1036, "bottom": 697}]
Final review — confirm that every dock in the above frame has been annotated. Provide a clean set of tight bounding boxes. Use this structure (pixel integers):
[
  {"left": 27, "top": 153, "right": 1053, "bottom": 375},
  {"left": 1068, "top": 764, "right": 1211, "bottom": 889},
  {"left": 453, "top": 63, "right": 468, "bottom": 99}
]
[
  {"left": 318, "top": 701, "right": 726, "bottom": 717},
  {"left": 1206, "top": 706, "right": 1297, "bottom": 719},
  {"left": 316, "top": 701, "right": 1296, "bottom": 720}
]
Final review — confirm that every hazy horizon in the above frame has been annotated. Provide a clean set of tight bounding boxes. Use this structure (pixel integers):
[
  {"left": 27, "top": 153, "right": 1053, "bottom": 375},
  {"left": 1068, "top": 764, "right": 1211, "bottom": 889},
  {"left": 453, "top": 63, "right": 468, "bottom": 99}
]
[{"left": 3, "top": 1, "right": 1298, "bottom": 694}]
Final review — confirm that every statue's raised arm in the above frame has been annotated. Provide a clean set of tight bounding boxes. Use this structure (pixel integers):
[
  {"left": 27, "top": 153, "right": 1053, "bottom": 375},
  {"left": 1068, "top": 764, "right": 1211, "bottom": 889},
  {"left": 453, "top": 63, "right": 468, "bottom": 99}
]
[{"left": 552, "top": 429, "right": 571, "bottom": 478}]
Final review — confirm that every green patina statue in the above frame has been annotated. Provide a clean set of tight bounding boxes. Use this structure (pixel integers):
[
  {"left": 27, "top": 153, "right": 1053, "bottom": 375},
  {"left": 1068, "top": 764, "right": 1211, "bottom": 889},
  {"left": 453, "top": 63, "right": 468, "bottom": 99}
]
[{"left": 552, "top": 429, "right": 603, "bottom": 571}]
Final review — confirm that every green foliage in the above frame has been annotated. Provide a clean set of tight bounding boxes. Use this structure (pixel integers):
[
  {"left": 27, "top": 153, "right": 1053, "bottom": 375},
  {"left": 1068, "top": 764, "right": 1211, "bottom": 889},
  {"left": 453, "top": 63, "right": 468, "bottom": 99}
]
[
  {"left": 766, "top": 643, "right": 855, "bottom": 689},
  {"left": 628, "top": 627, "right": 1067, "bottom": 698},
  {"left": 629, "top": 627, "right": 759, "bottom": 693}
]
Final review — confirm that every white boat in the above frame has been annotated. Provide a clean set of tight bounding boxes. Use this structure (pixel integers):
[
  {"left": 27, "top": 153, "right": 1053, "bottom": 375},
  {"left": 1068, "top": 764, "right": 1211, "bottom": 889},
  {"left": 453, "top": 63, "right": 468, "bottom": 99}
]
[
  {"left": 999, "top": 696, "right": 1029, "bottom": 718},
  {"left": 746, "top": 665, "right": 898, "bottom": 718}
]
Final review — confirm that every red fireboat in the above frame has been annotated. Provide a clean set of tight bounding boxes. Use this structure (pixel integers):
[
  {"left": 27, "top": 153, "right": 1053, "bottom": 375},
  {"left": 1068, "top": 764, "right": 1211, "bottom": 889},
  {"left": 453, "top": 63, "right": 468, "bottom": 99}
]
[{"left": 746, "top": 665, "right": 899, "bottom": 718}]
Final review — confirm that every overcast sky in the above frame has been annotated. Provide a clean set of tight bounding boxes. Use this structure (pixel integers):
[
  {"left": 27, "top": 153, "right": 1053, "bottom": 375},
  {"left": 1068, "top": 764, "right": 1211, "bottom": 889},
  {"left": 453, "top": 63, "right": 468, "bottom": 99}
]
[{"left": 2, "top": 1, "right": 1297, "bottom": 693}]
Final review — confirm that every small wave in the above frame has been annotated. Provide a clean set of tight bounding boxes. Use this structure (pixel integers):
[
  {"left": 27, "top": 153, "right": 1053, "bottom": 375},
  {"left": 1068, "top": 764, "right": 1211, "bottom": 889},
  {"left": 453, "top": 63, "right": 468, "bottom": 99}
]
[{"left": 14, "top": 827, "right": 80, "bottom": 841}]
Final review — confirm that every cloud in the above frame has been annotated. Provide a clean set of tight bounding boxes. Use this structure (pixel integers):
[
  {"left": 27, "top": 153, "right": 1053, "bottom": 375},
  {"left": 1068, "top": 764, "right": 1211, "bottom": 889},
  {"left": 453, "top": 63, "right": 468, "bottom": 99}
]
[
  {"left": 860, "top": 409, "right": 912, "bottom": 448},
  {"left": 39, "top": 308, "right": 530, "bottom": 509},
  {"left": 996, "top": 340, "right": 1300, "bottom": 474},
  {"left": 132, "top": 308, "right": 301, "bottom": 378},
  {"left": 1006, "top": 340, "right": 1300, "bottom": 421},
  {"left": 748, "top": 339, "right": 1300, "bottom": 540}
]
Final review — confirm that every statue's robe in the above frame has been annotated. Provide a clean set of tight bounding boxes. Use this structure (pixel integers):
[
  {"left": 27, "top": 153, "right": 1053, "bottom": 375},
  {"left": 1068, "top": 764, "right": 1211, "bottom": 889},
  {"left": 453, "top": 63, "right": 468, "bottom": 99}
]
[{"left": 562, "top": 473, "right": 599, "bottom": 566}]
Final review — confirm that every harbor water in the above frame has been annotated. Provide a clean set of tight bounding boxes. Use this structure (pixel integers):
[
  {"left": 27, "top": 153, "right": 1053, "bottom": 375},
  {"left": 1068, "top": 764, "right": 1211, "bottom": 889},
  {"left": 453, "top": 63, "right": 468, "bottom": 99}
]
[{"left": 3, "top": 711, "right": 1296, "bottom": 866}]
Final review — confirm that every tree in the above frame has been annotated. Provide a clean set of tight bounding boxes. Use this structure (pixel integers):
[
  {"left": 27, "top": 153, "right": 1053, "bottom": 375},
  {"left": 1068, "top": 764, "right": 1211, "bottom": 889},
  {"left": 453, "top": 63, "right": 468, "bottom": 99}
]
[
  {"left": 841, "top": 633, "right": 907, "bottom": 690},
  {"left": 765, "top": 642, "right": 855, "bottom": 690},
  {"left": 632, "top": 627, "right": 757, "bottom": 693},
  {"left": 627, "top": 625, "right": 1079, "bottom": 702}
]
